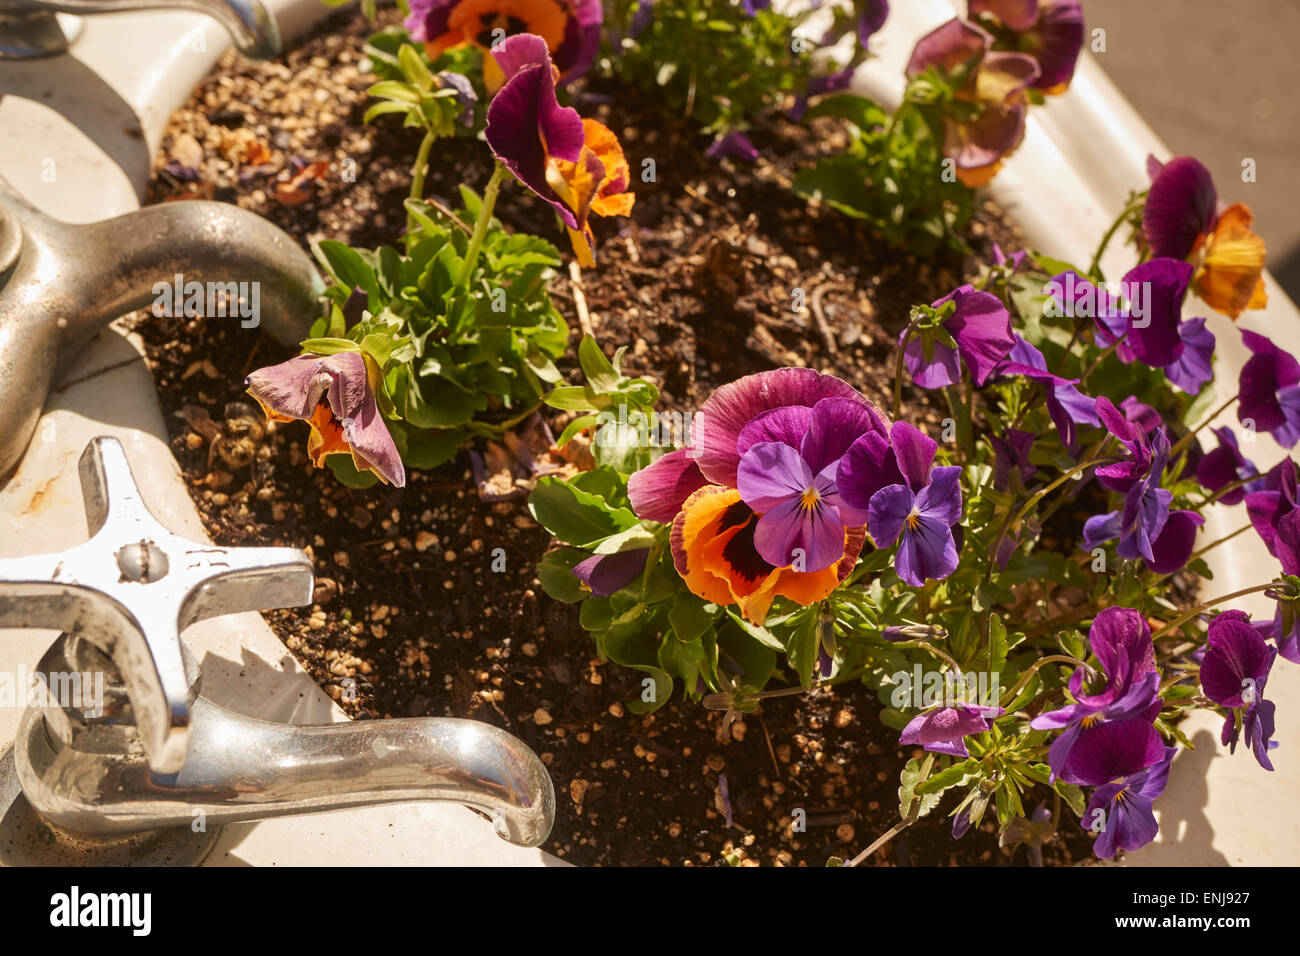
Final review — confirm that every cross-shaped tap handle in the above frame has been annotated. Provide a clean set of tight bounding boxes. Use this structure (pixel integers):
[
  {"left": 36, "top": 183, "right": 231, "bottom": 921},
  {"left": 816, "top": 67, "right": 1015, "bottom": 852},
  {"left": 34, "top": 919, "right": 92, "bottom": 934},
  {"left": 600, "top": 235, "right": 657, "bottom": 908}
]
[{"left": 0, "top": 436, "right": 314, "bottom": 773}]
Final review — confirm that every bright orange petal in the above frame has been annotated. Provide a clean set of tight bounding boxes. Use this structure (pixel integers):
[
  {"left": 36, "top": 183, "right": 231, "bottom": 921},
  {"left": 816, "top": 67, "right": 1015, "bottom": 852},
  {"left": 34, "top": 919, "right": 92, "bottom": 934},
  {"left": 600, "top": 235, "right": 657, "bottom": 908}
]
[
  {"left": 670, "top": 486, "right": 749, "bottom": 608},
  {"left": 581, "top": 119, "right": 636, "bottom": 218},
  {"left": 446, "top": 0, "right": 568, "bottom": 53},
  {"left": 305, "top": 400, "right": 351, "bottom": 467},
  {"left": 1195, "top": 202, "right": 1267, "bottom": 319}
]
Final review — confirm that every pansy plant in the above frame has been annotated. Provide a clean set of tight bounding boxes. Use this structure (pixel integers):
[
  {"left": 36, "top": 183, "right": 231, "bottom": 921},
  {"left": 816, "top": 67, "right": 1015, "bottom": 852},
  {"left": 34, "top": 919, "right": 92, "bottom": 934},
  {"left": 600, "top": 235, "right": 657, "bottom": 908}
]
[{"left": 527, "top": 148, "right": 1295, "bottom": 865}]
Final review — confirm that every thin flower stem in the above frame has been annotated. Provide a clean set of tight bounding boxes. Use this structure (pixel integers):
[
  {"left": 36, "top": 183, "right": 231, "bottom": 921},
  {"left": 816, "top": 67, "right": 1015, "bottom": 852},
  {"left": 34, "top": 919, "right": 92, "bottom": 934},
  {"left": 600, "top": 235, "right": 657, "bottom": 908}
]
[
  {"left": 1171, "top": 393, "right": 1240, "bottom": 458},
  {"left": 459, "top": 162, "right": 507, "bottom": 291},
  {"left": 1151, "top": 582, "right": 1293, "bottom": 641},
  {"left": 1194, "top": 475, "right": 1257, "bottom": 510},
  {"left": 997, "top": 655, "right": 1088, "bottom": 709},
  {"left": 1079, "top": 338, "right": 1121, "bottom": 384},
  {"left": 1087, "top": 196, "right": 1144, "bottom": 280},
  {"left": 845, "top": 752, "right": 934, "bottom": 867},
  {"left": 893, "top": 314, "right": 924, "bottom": 420},
  {"left": 407, "top": 129, "right": 437, "bottom": 237}
]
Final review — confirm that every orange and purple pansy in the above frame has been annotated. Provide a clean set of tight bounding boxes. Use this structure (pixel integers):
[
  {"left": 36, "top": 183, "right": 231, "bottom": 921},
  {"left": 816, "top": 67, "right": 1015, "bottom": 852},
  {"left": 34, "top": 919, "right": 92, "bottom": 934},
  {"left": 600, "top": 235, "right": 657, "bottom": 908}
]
[
  {"left": 1143, "top": 154, "right": 1268, "bottom": 320},
  {"left": 905, "top": 18, "right": 1040, "bottom": 188},
  {"left": 245, "top": 351, "right": 405, "bottom": 487},
  {"left": 484, "top": 34, "right": 634, "bottom": 266},
  {"left": 627, "top": 369, "right": 960, "bottom": 623},
  {"left": 404, "top": 0, "right": 601, "bottom": 90}
]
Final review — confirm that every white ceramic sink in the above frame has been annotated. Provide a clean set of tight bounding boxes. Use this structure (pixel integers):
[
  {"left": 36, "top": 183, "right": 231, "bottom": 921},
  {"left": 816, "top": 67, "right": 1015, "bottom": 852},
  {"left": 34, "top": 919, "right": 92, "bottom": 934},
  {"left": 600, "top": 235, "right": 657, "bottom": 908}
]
[{"left": 0, "top": 0, "right": 560, "bottom": 867}]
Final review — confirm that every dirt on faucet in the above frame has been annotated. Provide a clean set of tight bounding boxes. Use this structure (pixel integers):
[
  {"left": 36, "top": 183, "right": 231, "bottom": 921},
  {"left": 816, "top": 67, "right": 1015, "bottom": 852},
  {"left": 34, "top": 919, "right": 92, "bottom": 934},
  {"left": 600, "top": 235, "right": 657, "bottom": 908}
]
[{"left": 124, "top": 6, "right": 1102, "bottom": 867}]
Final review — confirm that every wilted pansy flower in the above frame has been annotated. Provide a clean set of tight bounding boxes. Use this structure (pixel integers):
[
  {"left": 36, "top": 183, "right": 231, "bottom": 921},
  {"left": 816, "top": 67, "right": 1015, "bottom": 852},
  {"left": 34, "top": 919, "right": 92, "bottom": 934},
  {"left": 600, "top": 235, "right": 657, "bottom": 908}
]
[
  {"left": 705, "top": 131, "right": 760, "bottom": 164},
  {"left": 405, "top": 0, "right": 601, "bottom": 90},
  {"left": 1143, "top": 155, "right": 1267, "bottom": 320},
  {"left": 572, "top": 548, "right": 651, "bottom": 596},
  {"left": 484, "top": 35, "right": 634, "bottom": 266},
  {"left": 1081, "top": 744, "right": 1176, "bottom": 859},
  {"left": 1030, "top": 607, "right": 1161, "bottom": 781},
  {"left": 246, "top": 351, "right": 405, "bottom": 487},
  {"left": 1237, "top": 329, "right": 1300, "bottom": 448},
  {"left": 903, "top": 284, "right": 1016, "bottom": 388},
  {"left": 905, "top": 18, "right": 1040, "bottom": 186},
  {"left": 1200, "top": 610, "right": 1279, "bottom": 771},
  {"left": 968, "top": 0, "right": 1084, "bottom": 92},
  {"left": 900, "top": 702, "right": 1003, "bottom": 757},
  {"left": 627, "top": 369, "right": 887, "bottom": 623}
]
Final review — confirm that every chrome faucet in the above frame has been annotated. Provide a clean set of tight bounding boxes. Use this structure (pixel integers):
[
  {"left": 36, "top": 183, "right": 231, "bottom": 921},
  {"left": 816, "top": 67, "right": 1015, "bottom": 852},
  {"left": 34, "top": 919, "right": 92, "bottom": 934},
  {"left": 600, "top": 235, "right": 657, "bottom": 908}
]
[
  {"left": 0, "top": 172, "right": 324, "bottom": 480},
  {"left": 0, "top": 438, "right": 556, "bottom": 864},
  {"left": 0, "top": 0, "right": 280, "bottom": 59}
]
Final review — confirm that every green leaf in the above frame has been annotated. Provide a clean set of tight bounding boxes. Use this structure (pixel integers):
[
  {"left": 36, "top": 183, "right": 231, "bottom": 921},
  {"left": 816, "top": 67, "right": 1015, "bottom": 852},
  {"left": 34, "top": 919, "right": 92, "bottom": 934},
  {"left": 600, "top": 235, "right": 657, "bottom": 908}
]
[
  {"left": 592, "top": 525, "right": 658, "bottom": 555},
  {"left": 527, "top": 477, "right": 637, "bottom": 547},
  {"left": 326, "top": 454, "right": 379, "bottom": 489},
  {"left": 1054, "top": 780, "right": 1086, "bottom": 818},
  {"left": 785, "top": 614, "right": 820, "bottom": 690},
  {"left": 915, "top": 758, "right": 978, "bottom": 795},
  {"left": 300, "top": 337, "right": 362, "bottom": 356},
  {"left": 668, "top": 593, "right": 715, "bottom": 644},
  {"left": 537, "top": 547, "right": 589, "bottom": 603},
  {"left": 578, "top": 336, "right": 619, "bottom": 392},
  {"left": 898, "top": 758, "right": 941, "bottom": 820},
  {"left": 313, "top": 239, "right": 378, "bottom": 295}
]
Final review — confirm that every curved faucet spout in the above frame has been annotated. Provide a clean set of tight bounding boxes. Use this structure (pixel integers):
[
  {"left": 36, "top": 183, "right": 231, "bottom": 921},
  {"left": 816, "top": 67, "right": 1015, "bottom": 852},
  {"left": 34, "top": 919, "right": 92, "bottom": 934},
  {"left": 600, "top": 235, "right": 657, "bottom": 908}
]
[
  {"left": 0, "top": 174, "right": 323, "bottom": 478},
  {"left": 16, "top": 695, "right": 557, "bottom": 848},
  {"left": 0, "top": 0, "right": 280, "bottom": 59}
]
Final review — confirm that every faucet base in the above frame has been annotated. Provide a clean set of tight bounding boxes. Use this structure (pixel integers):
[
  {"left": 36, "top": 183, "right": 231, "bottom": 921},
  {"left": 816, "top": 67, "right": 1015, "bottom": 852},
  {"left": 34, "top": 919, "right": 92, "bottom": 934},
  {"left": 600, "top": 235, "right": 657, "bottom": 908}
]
[
  {"left": 0, "top": 746, "right": 220, "bottom": 866},
  {"left": 0, "top": 11, "right": 80, "bottom": 59}
]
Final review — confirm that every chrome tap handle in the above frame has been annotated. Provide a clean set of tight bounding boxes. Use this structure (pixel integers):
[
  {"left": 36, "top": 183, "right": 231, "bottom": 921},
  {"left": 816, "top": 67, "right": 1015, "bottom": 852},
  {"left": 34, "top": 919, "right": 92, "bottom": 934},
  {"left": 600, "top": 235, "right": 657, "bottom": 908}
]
[
  {"left": 0, "top": 436, "right": 315, "bottom": 774},
  {"left": 0, "top": 0, "right": 280, "bottom": 59}
]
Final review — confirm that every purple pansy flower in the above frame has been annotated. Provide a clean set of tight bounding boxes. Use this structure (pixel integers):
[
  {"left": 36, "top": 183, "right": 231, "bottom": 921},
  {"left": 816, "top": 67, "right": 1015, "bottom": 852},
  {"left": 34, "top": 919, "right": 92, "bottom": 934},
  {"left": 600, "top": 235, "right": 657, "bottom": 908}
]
[
  {"left": 1196, "top": 427, "right": 1259, "bottom": 506},
  {"left": 900, "top": 702, "right": 1003, "bottom": 757},
  {"left": 1143, "top": 155, "right": 1217, "bottom": 261},
  {"left": 1055, "top": 712, "right": 1167, "bottom": 789},
  {"left": 1082, "top": 745, "right": 1176, "bottom": 859},
  {"left": 990, "top": 428, "right": 1036, "bottom": 492},
  {"left": 854, "top": 423, "right": 963, "bottom": 587},
  {"left": 1238, "top": 329, "right": 1300, "bottom": 448},
  {"left": 734, "top": 397, "right": 884, "bottom": 572},
  {"left": 1030, "top": 607, "right": 1161, "bottom": 781},
  {"left": 1093, "top": 396, "right": 1156, "bottom": 494},
  {"left": 968, "top": 0, "right": 1084, "bottom": 91},
  {"left": 572, "top": 548, "right": 651, "bottom": 596},
  {"left": 706, "top": 130, "right": 760, "bottom": 164},
  {"left": 856, "top": 0, "right": 889, "bottom": 47},
  {"left": 1084, "top": 428, "right": 1205, "bottom": 574},
  {"left": 1201, "top": 610, "right": 1279, "bottom": 771},
  {"left": 1244, "top": 457, "right": 1299, "bottom": 556},
  {"left": 903, "top": 285, "right": 1016, "bottom": 389},
  {"left": 998, "top": 334, "right": 1098, "bottom": 447},
  {"left": 1162, "top": 316, "right": 1215, "bottom": 395}
]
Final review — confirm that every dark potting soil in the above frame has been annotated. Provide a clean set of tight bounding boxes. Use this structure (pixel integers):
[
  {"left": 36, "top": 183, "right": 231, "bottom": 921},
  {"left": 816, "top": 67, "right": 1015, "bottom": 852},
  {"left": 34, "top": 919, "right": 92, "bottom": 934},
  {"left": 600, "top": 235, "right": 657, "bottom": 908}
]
[{"left": 125, "top": 6, "right": 1100, "bottom": 866}]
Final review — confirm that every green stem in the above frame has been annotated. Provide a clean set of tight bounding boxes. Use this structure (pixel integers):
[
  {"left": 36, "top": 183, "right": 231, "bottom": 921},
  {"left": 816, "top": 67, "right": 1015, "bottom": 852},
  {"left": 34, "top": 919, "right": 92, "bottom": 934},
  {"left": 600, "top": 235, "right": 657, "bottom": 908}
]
[
  {"left": 997, "top": 654, "right": 1088, "bottom": 709},
  {"left": 893, "top": 314, "right": 925, "bottom": 420},
  {"left": 459, "top": 162, "right": 507, "bottom": 292},
  {"left": 1087, "top": 196, "right": 1144, "bottom": 280},
  {"left": 407, "top": 129, "right": 437, "bottom": 237},
  {"left": 1151, "top": 582, "right": 1293, "bottom": 642},
  {"left": 1171, "top": 393, "right": 1239, "bottom": 458}
]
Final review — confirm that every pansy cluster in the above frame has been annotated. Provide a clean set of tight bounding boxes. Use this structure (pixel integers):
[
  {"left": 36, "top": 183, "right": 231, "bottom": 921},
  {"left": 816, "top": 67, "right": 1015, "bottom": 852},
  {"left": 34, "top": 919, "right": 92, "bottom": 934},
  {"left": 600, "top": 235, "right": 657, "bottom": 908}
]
[{"left": 531, "top": 141, "right": 1292, "bottom": 863}]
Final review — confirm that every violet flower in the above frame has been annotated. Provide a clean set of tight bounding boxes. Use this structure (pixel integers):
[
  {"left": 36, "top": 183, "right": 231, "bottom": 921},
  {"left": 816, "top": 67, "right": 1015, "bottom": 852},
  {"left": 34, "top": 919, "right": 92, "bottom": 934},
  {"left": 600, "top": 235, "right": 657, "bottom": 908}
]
[
  {"left": 706, "top": 131, "right": 760, "bottom": 164},
  {"left": 1244, "top": 457, "right": 1300, "bottom": 556},
  {"left": 1238, "top": 329, "right": 1300, "bottom": 448},
  {"left": 900, "top": 702, "right": 1003, "bottom": 757},
  {"left": 997, "top": 334, "right": 1097, "bottom": 447},
  {"left": 1200, "top": 610, "right": 1279, "bottom": 770},
  {"left": 990, "top": 428, "right": 1036, "bottom": 492},
  {"left": 1055, "top": 713, "right": 1167, "bottom": 789},
  {"left": 572, "top": 548, "right": 651, "bottom": 596},
  {"left": 903, "top": 284, "right": 1016, "bottom": 388},
  {"left": 1196, "top": 427, "right": 1259, "bottom": 506},
  {"left": 857, "top": 423, "right": 963, "bottom": 586},
  {"left": 1082, "top": 745, "right": 1176, "bottom": 859},
  {"left": 1030, "top": 607, "right": 1161, "bottom": 781},
  {"left": 968, "top": 0, "right": 1084, "bottom": 92},
  {"left": 735, "top": 398, "right": 880, "bottom": 572}
]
